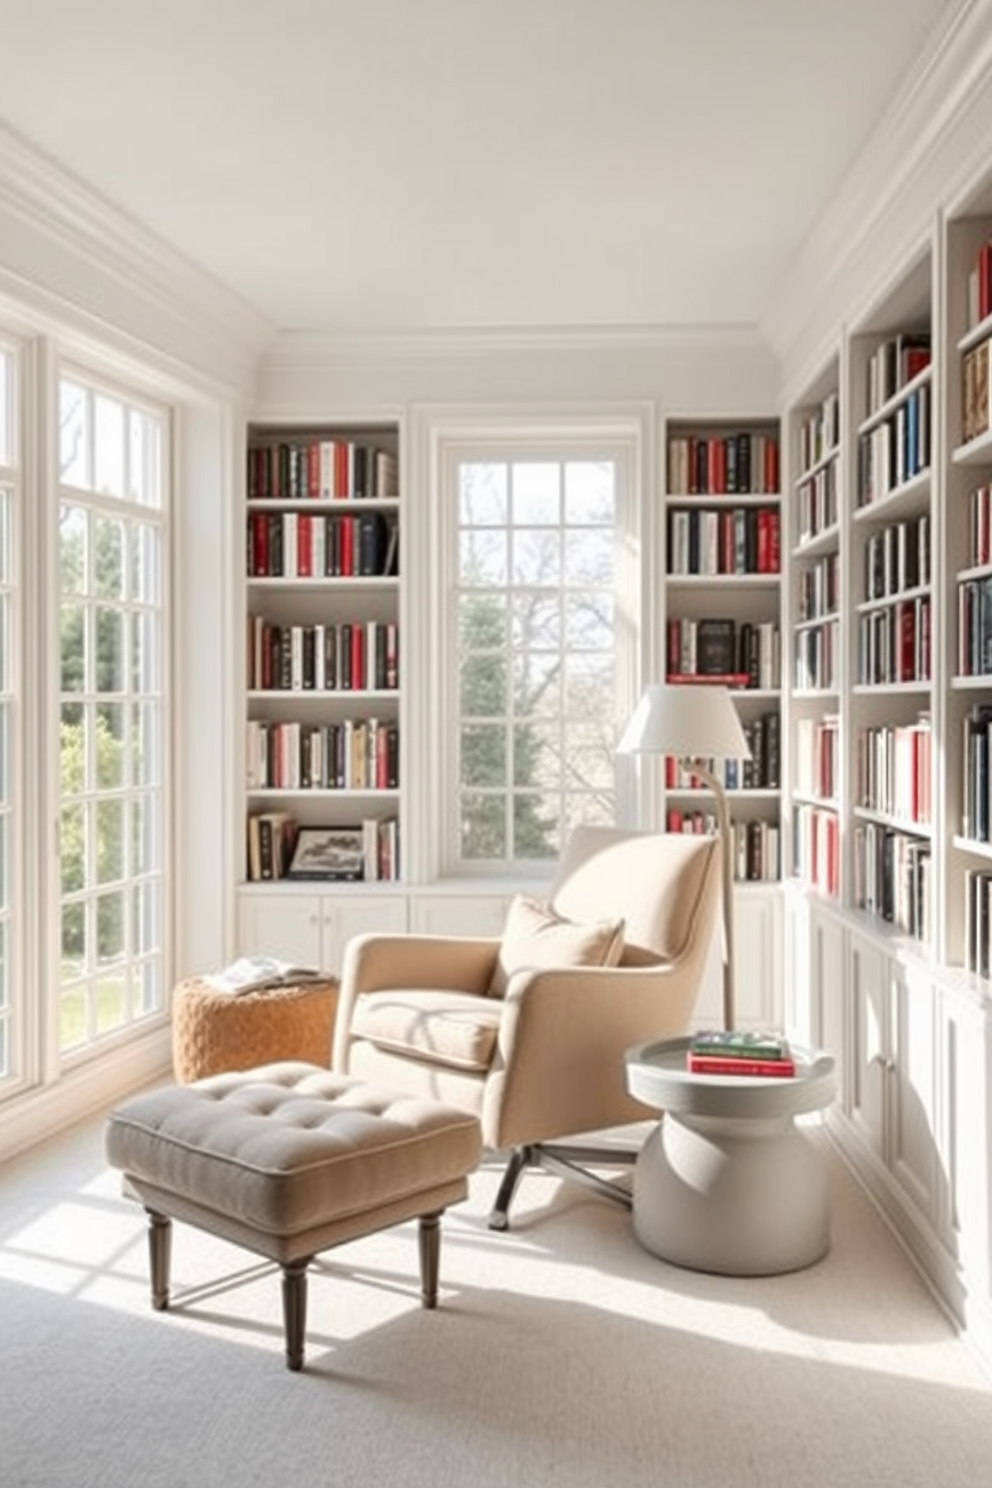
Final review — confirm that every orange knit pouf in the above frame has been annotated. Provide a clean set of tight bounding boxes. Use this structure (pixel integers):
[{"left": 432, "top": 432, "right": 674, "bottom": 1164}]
[{"left": 171, "top": 977, "right": 339, "bottom": 1083}]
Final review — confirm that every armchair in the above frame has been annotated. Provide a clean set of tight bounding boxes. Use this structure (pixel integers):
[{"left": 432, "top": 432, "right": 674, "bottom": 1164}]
[{"left": 332, "top": 826, "right": 722, "bottom": 1228}]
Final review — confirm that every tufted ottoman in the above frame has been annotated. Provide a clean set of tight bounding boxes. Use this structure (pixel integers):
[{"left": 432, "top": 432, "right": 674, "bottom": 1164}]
[
  {"left": 105, "top": 1063, "right": 482, "bottom": 1370},
  {"left": 171, "top": 977, "right": 339, "bottom": 1082}
]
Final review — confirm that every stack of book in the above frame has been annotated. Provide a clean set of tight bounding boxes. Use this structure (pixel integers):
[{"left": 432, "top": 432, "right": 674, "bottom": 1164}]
[{"left": 687, "top": 1029, "right": 796, "bottom": 1077}]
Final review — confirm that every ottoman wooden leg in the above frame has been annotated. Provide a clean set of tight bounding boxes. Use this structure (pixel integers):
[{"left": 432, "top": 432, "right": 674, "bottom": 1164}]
[
  {"left": 147, "top": 1210, "right": 172, "bottom": 1311},
  {"left": 281, "top": 1258, "right": 311, "bottom": 1371},
  {"left": 418, "top": 1211, "right": 442, "bottom": 1309}
]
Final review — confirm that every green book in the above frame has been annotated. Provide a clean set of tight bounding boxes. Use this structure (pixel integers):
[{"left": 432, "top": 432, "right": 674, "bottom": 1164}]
[{"left": 690, "top": 1029, "right": 791, "bottom": 1061}]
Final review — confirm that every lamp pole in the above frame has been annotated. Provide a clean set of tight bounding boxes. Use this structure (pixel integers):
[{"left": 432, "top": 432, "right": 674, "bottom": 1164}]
[{"left": 682, "top": 756, "right": 736, "bottom": 1031}]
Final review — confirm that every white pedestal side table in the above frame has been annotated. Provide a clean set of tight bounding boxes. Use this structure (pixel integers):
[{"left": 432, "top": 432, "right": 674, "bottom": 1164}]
[{"left": 625, "top": 1036, "right": 837, "bottom": 1276}]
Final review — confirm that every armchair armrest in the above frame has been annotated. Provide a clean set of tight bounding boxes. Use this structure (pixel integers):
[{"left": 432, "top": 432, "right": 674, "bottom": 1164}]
[
  {"left": 333, "top": 932, "right": 500, "bottom": 1071},
  {"left": 485, "top": 959, "right": 702, "bottom": 1149}
]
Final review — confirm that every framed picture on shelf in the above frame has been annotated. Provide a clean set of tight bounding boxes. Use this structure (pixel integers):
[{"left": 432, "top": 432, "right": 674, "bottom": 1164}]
[{"left": 286, "top": 826, "right": 364, "bottom": 881}]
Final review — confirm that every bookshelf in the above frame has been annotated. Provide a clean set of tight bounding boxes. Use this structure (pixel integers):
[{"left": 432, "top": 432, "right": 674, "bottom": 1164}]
[
  {"left": 786, "top": 363, "right": 843, "bottom": 901},
  {"left": 242, "top": 421, "right": 402, "bottom": 889},
  {"left": 845, "top": 251, "right": 935, "bottom": 950},
  {"left": 664, "top": 419, "right": 783, "bottom": 883},
  {"left": 946, "top": 201, "right": 992, "bottom": 978}
]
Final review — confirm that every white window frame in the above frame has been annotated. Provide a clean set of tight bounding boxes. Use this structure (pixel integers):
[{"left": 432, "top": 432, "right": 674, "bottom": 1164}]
[
  {"left": 423, "top": 409, "right": 648, "bottom": 880},
  {"left": 47, "top": 360, "right": 173, "bottom": 1074}
]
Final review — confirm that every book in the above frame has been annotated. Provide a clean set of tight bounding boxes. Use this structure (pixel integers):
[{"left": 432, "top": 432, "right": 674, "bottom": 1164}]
[
  {"left": 695, "top": 618, "right": 737, "bottom": 675},
  {"left": 666, "top": 672, "right": 751, "bottom": 687},
  {"left": 687, "top": 1053, "right": 797, "bottom": 1077},
  {"left": 691, "top": 1029, "right": 791, "bottom": 1061},
  {"left": 201, "top": 957, "right": 322, "bottom": 996}
]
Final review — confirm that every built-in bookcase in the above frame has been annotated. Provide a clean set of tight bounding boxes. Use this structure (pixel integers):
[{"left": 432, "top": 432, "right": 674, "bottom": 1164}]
[
  {"left": 785, "top": 362, "right": 843, "bottom": 901},
  {"left": 846, "top": 252, "right": 936, "bottom": 950},
  {"left": 663, "top": 418, "right": 783, "bottom": 882},
  {"left": 242, "top": 420, "right": 402, "bottom": 886},
  {"left": 945, "top": 198, "right": 992, "bottom": 976}
]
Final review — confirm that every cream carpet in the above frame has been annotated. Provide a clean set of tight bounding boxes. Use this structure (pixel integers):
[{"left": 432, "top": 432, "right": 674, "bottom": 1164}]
[{"left": 2, "top": 1106, "right": 992, "bottom": 1488}]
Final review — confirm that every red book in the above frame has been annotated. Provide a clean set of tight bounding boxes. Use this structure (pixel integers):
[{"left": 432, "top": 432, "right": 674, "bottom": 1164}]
[
  {"left": 687, "top": 1054, "right": 797, "bottom": 1078},
  {"left": 666, "top": 672, "right": 751, "bottom": 687}
]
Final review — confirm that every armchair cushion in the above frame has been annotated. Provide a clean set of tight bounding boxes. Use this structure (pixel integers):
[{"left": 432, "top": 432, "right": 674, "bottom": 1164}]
[
  {"left": 349, "top": 989, "right": 502, "bottom": 1073},
  {"left": 488, "top": 893, "right": 625, "bottom": 998}
]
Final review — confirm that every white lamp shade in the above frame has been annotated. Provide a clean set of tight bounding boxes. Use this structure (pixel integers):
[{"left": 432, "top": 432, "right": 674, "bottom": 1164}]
[{"left": 617, "top": 683, "right": 751, "bottom": 760}]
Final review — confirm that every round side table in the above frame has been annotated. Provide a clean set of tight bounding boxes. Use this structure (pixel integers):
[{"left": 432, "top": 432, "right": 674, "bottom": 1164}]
[{"left": 625, "top": 1036, "right": 836, "bottom": 1276}]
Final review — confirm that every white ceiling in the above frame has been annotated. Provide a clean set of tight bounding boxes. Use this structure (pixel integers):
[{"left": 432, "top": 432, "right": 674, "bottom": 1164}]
[{"left": 0, "top": 0, "right": 964, "bottom": 338}]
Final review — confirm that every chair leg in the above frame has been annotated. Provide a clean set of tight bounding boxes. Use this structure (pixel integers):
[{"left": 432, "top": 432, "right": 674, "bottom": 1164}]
[
  {"left": 418, "top": 1211, "right": 441, "bottom": 1308},
  {"left": 488, "top": 1145, "right": 536, "bottom": 1231},
  {"left": 281, "top": 1258, "right": 311, "bottom": 1371},
  {"left": 147, "top": 1210, "right": 172, "bottom": 1311}
]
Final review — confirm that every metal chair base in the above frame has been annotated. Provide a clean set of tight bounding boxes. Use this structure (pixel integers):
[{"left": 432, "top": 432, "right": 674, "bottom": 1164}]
[{"left": 488, "top": 1142, "right": 635, "bottom": 1231}]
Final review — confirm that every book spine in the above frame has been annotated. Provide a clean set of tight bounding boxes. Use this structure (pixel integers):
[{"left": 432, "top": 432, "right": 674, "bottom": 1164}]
[{"left": 687, "top": 1055, "right": 797, "bottom": 1077}]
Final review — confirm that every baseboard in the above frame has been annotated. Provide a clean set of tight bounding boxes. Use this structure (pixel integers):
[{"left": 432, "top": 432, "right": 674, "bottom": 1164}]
[{"left": 0, "top": 1026, "right": 172, "bottom": 1164}]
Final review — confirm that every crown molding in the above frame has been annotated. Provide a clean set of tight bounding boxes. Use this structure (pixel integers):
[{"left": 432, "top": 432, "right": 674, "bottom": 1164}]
[
  {"left": 761, "top": 0, "right": 992, "bottom": 370},
  {"left": 0, "top": 122, "right": 273, "bottom": 391},
  {"left": 258, "top": 321, "right": 768, "bottom": 370}
]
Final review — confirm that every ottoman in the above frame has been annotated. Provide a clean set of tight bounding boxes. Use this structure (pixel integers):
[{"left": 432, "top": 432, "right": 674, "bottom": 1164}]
[
  {"left": 105, "top": 1063, "right": 483, "bottom": 1370},
  {"left": 171, "top": 977, "right": 339, "bottom": 1082}
]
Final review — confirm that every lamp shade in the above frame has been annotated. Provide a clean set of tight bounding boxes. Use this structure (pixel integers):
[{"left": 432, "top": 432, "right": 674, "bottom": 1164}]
[{"left": 617, "top": 684, "right": 751, "bottom": 760}]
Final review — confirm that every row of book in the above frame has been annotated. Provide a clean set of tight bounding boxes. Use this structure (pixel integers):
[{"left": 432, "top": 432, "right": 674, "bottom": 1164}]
[
  {"left": 792, "top": 803, "right": 839, "bottom": 899},
  {"left": 665, "top": 617, "right": 780, "bottom": 690},
  {"left": 856, "top": 594, "right": 931, "bottom": 685},
  {"left": 247, "top": 439, "right": 399, "bottom": 501},
  {"left": 245, "top": 812, "right": 400, "bottom": 883},
  {"left": 957, "top": 574, "right": 992, "bottom": 676},
  {"left": 667, "top": 432, "right": 780, "bottom": 497},
  {"left": 864, "top": 514, "right": 930, "bottom": 601},
  {"left": 966, "top": 483, "right": 992, "bottom": 567},
  {"left": 796, "top": 551, "right": 839, "bottom": 622},
  {"left": 966, "top": 239, "right": 992, "bottom": 333},
  {"left": 963, "top": 704, "right": 992, "bottom": 842},
  {"left": 794, "top": 716, "right": 839, "bottom": 802},
  {"left": 664, "top": 711, "right": 780, "bottom": 790},
  {"left": 246, "top": 510, "right": 398, "bottom": 579},
  {"left": 865, "top": 333, "right": 931, "bottom": 417},
  {"left": 797, "top": 391, "right": 841, "bottom": 476},
  {"left": 686, "top": 1029, "right": 795, "bottom": 1078},
  {"left": 246, "top": 718, "right": 399, "bottom": 792},
  {"left": 247, "top": 618, "right": 399, "bottom": 693},
  {"left": 795, "top": 458, "right": 838, "bottom": 546},
  {"left": 664, "top": 813, "right": 781, "bottom": 882},
  {"left": 667, "top": 505, "right": 780, "bottom": 576},
  {"left": 793, "top": 616, "right": 838, "bottom": 692},
  {"left": 853, "top": 822, "right": 932, "bottom": 943},
  {"left": 961, "top": 337, "right": 992, "bottom": 445},
  {"left": 964, "top": 867, "right": 992, "bottom": 977},
  {"left": 856, "top": 716, "right": 932, "bottom": 825},
  {"left": 856, "top": 384, "right": 931, "bottom": 507}
]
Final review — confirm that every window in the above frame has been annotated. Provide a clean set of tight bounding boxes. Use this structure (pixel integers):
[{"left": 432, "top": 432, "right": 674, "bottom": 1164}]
[
  {"left": 442, "top": 425, "right": 641, "bottom": 872},
  {"left": 56, "top": 374, "right": 169, "bottom": 1058},
  {"left": 0, "top": 344, "right": 14, "bottom": 1080}
]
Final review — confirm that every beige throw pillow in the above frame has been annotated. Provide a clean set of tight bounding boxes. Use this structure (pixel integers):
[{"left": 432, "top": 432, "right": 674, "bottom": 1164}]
[{"left": 488, "top": 893, "right": 625, "bottom": 998}]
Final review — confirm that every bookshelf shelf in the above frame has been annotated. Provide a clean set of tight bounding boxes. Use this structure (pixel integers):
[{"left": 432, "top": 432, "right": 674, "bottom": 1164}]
[
  {"left": 241, "top": 418, "right": 403, "bottom": 886},
  {"left": 664, "top": 417, "right": 782, "bottom": 883}
]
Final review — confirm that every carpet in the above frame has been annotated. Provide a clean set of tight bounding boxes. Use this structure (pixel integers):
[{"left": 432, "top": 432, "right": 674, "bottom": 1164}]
[{"left": 2, "top": 1109, "right": 991, "bottom": 1488}]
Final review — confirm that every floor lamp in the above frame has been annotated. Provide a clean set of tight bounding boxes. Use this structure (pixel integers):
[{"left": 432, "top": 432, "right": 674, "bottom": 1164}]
[{"left": 617, "top": 683, "right": 751, "bottom": 1031}]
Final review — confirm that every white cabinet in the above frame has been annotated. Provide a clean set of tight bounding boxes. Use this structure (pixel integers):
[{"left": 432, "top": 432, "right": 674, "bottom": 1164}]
[
  {"left": 237, "top": 888, "right": 408, "bottom": 975},
  {"left": 409, "top": 892, "right": 514, "bottom": 939},
  {"left": 692, "top": 883, "right": 782, "bottom": 1030},
  {"left": 782, "top": 885, "right": 847, "bottom": 1086}
]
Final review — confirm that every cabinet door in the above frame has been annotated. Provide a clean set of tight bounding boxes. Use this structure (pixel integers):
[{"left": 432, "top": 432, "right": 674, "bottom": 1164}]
[
  {"left": 237, "top": 893, "right": 323, "bottom": 966},
  {"left": 812, "top": 902, "right": 847, "bottom": 1107},
  {"left": 847, "top": 929, "right": 888, "bottom": 1163},
  {"left": 410, "top": 894, "right": 512, "bottom": 938},
  {"left": 324, "top": 895, "right": 408, "bottom": 971},
  {"left": 938, "top": 990, "right": 990, "bottom": 1286},
  {"left": 733, "top": 885, "right": 781, "bottom": 1029},
  {"left": 782, "top": 884, "right": 814, "bottom": 1045},
  {"left": 889, "top": 958, "right": 938, "bottom": 1223}
]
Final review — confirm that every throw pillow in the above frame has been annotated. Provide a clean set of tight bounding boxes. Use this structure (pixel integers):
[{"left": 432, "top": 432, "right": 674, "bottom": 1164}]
[{"left": 488, "top": 893, "right": 625, "bottom": 998}]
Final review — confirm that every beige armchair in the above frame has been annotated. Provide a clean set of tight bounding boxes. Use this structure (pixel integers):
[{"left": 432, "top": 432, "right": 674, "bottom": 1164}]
[{"left": 332, "top": 826, "right": 722, "bottom": 1228}]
